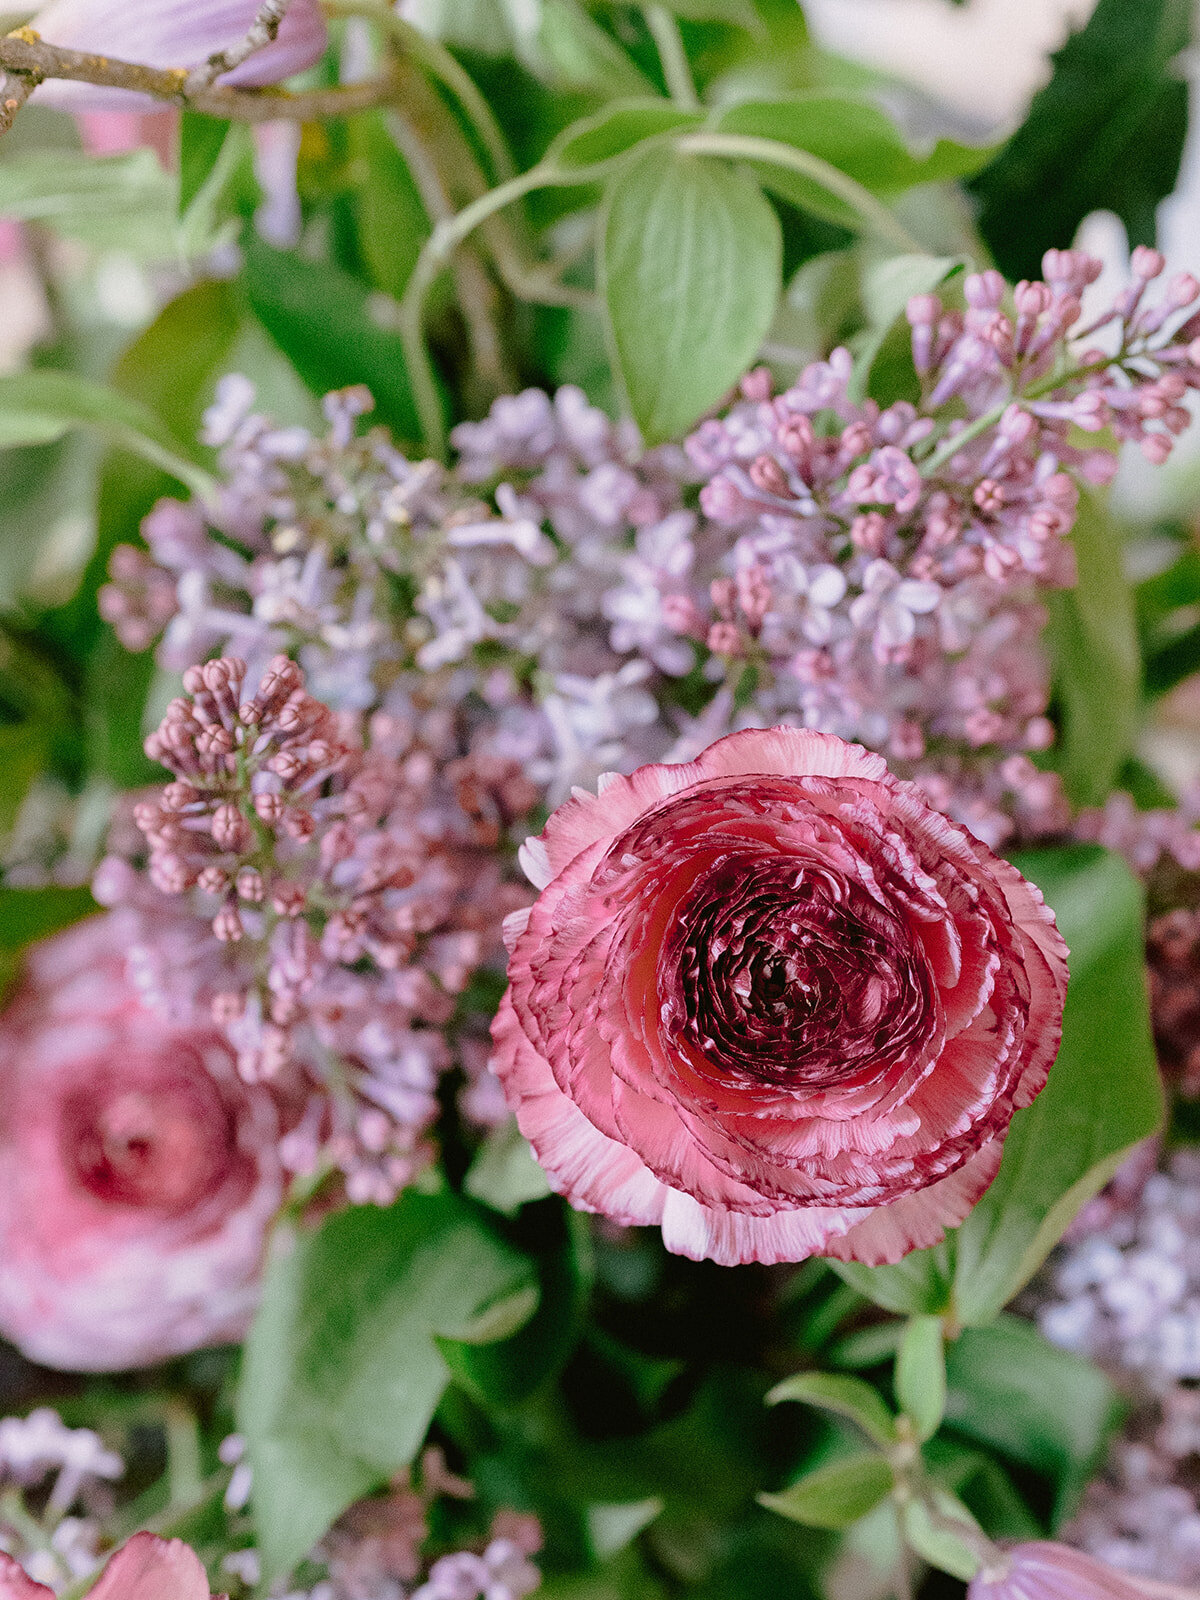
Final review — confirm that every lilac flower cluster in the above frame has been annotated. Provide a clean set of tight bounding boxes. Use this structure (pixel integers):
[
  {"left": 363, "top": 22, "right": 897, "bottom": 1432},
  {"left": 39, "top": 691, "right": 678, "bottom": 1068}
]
[
  {"left": 662, "top": 252, "right": 1200, "bottom": 824},
  {"left": 94, "top": 654, "right": 533, "bottom": 1204},
  {"left": 0, "top": 1409, "right": 124, "bottom": 1592},
  {"left": 1031, "top": 1150, "right": 1200, "bottom": 1583},
  {"left": 1147, "top": 908, "right": 1200, "bottom": 1097}
]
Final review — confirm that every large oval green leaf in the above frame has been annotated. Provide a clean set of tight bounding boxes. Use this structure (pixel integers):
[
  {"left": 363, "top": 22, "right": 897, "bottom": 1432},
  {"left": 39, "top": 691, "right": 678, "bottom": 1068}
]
[{"left": 599, "top": 144, "right": 781, "bottom": 444}]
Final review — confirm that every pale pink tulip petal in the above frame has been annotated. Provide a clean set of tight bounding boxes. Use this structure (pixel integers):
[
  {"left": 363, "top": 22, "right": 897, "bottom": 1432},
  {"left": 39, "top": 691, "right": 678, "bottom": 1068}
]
[{"left": 969, "top": 1541, "right": 1164, "bottom": 1600}]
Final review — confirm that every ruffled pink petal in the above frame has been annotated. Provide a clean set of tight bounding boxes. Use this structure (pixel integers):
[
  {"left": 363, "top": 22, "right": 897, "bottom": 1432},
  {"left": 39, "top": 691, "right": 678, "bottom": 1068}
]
[
  {"left": 0, "top": 1555, "right": 53, "bottom": 1600},
  {"left": 530, "top": 727, "right": 888, "bottom": 883},
  {"left": 823, "top": 1139, "right": 1004, "bottom": 1265},
  {"left": 31, "top": 0, "right": 327, "bottom": 110},
  {"left": 494, "top": 995, "right": 668, "bottom": 1226},
  {"left": 88, "top": 1535, "right": 211, "bottom": 1600},
  {"left": 658, "top": 1187, "right": 863, "bottom": 1268}
]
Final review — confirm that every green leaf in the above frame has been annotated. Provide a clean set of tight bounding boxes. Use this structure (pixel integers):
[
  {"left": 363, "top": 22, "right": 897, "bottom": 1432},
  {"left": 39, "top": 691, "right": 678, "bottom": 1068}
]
[
  {"left": 546, "top": 100, "right": 704, "bottom": 168},
  {"left": 658, "top": 0, "right": 759, "bottom": 27},
  {"left": 895, "top": 1316, "right": 946, "bottom": 1442},
  {"left": 465, "top": 1117, "right": 554, "bottom": 1215},
  {"left": 970, "top": 0, "right": 1189, "bottom": 281},
  {"left": 901, "top": 1487, "right": 983, "bottom": 1582},
  {"left": 0, "top": 887, "right": 97, "bottom": 1002},
  {"left": 179, "top": 112, "right": 234, "bottom": 215},
  {"left": 711, "top": 95, "right": 992, "bottom": 226},
  {"left": 243, "top": 236, "right": 422, "bottom": 443},
  {"left": 537, "top": 0, "right": 655, "bottom": 95},
  {"left": 239, "top": 1191, "right": 536, "bottom": 1583},
  {"left": 766, "top": 1372, "right": 898, "bottom": 1447},
  {"left": 0, "top": 371, "right": 213, "bottom": 499},
  {"left": 942, "top": 1315, "right": 1123, "bottom": 1521},
  {"left": 600, "top": 144, "right": 781, "bottom": 443},
  {"left": 587, "top": 1498, "right": 664, "bottom": 1558},
  {"left": 759, "top": 1454, "right": 893, "bottom": 1530},
  {"left": 346, "top": 112, "right": 432, "bottom": 298},
  {"left": 0, "top": 149, "right": 179, "bottom": 256},
  {"left": 1047, "top": 491, "right": 1142, "bottom": 806},
  {"left": 835, "top": 845, "right": 1163, "bottom": 1323}
]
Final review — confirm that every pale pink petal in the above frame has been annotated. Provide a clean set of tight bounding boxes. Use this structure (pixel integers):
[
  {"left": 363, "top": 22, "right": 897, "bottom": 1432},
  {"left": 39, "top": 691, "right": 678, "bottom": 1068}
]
[
  {"left": 0, "top": 1555, "right": 53, "bottom": 1600},
  {"left": 969, "top": 1541, "right": 1161, "bottom": 1600},
  {"left": 88, "top": 1535, "right": 211, "bottom": 1600},
  {"left": 658, "top": 1188, "right": 862, "bottom": 1268}
]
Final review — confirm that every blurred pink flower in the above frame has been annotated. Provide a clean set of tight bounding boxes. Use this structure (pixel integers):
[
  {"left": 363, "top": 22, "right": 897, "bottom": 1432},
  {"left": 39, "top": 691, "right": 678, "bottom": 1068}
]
[
  {"left": 491, "top": 728, "right": 1068, "bottom": 1267},
  {"left": 0, "top": 1534, "right": 214, "bottom": 1599},
  {"left": 0, "top": 914, "right": 284, "bottom": 1370},
  {"left": 29, "top": 0, "right": 327, "bottom": 111},
  {"left": 968, "top": 1541, "right": 1200, "bottom": 1599}
]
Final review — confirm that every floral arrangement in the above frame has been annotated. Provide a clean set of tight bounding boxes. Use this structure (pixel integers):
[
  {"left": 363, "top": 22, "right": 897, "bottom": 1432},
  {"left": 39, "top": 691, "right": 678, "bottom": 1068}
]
[{"left": 2, "top": 0, "right": 1200, "bottom": 1597}]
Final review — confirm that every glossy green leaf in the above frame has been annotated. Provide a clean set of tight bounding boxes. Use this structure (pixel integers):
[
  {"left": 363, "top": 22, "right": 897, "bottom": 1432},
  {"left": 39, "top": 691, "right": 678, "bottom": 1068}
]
[
  {"left": 901, "top": 1488, "right": 983, "bottom": 1582},
  {"left": 835, "top": 845, "right": 1163, "bottom": 1323},
  {"left": 766, "top": 1372, "right": 898, "bottom": 1447},
  {"left": 1047, "top": 491, "right": 1142, "bottom": 807},
  {"left": 0, "top": 372, "right": 213, "bottom": 499},
  {"left": 600, "top": 144, "right": 781, "bottom": 442},
  {"left": 943, "top": 1315, "right": 1123, "bottom": 1520},
  {"left": 895, "top": 1316, "right": 946, "bottom": 1442},
  {"left": 970, "top": 0, "right": 1189, "bottom": 281},
  {"left": 239, "top": 1191, "right": 536, "bottom": 1583},
  {"left": 546, "top": 100, "right": 704, "bottom": 169},
  {"left": 465, "top": 1117, "right": 554, "bottom": 1215},
  {"left": 712, "top": 95, "right": 992, "bottom": 226},
  {"left": 759, "top": 1454, "right": 893, "bottom": 1530},
  {"left": 658, "top": 0, "right": 758, "bottom": 26}
]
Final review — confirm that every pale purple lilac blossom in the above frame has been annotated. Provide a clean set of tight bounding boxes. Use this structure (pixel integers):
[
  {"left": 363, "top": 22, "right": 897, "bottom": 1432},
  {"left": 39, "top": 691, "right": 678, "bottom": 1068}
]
[{"left": 0, "top": 1410, "right": 124, "bottom": 1593}]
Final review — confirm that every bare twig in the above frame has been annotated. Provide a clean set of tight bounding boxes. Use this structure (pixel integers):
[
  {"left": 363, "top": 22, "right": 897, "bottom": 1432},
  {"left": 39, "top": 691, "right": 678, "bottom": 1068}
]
[
  {"left": 0, "top": 28, "right": 393, "bottom": 130},
  {"left": 185, "top": 0, "right": 295, "bottom": 92},
  {"left": 0, "top": 56, "right": 41, "bottom": 134}
]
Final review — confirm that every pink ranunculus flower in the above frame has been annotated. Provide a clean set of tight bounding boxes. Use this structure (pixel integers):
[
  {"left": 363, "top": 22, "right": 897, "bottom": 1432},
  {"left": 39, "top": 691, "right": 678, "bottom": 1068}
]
[
  {"left": 0, "top": 1533, "right": 215, "bottom": 1599},
  {"left": 29, "top": 0, "right": 328, "bottom": 111},
  {"left": 968, "top": 1541, "right": 1200, "bottom": 1599},
  {"left": 490, "top": 728, "right": 1068, "bottom": 1268},
  {"left": 0, "top": 914, "right": 284, "bottom": 1370}
]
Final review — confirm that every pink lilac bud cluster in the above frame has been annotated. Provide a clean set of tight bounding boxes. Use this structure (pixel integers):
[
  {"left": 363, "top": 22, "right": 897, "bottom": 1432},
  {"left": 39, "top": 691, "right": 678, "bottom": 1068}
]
[
  {"left": 1146, "top": 909, "right": 1200, "bottom": 1097},
  {"left": 1029, "top": 1149, "right": 1200, "bottom": 1583},
  {"left": 658, "top": 250, "right": 1200, "bottom": 836},
  {"left": 0, "top": 1409, "right": 124, "bottom": 1592},
  {"left": 96, "top": 655, "right": 534, "bottom": 1205}
]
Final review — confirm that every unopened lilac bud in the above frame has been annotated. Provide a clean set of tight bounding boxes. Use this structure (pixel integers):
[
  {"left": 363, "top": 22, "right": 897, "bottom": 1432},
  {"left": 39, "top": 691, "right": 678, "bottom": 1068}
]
[
  {"left": 1014, "top": 280, "right": 1052, "bottom": 316},
  {"left": 272, "top": 883, "right": 306, "bottom": 917},
  {"left": 906, "top": 293, "right": 940, "bottom": 326},
  {"left": 748, "top": 453, "right": 790, "bottom": 497},
  {"left": 1168, "top": 271, "right": 1200, "bottom": 309},
  {"left": 212, "top": 905, "right": 245, "bottom": 943},
  {"left": 212, "top": 991, "right": 245, "bottom": 1024},
  {"left": 198, "top": 866, "right": 230, "bottom": 896},
  {"left": 161, "top": 781, "right": 199, "bottom": 812},
  {"left": 236, "top": 868, "right": 265, "bottom": 903},
  {"left": 254, "top": 792, "right": 285, "bottom": 826},
  {"left": 282, "top": 808, "right": 315, "bottom": 843},
  {"left": 1142, "top": 432, "right": 1173, "bottom": 464},
  {"left": 212, "top": 802, "right": 251, "bottom": 852},
  {"left": 1132, "top": 245, "right": 1166, "bottom": 280}
]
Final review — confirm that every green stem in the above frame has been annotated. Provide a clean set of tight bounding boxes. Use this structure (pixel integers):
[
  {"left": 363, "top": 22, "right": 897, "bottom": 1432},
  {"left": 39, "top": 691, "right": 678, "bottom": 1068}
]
[
  {"left": 325, "top": 0, "right": 516, "bottom": 183},
  {"left": 398, "top": 154, "right": 632, "bottom": 456},
  {"left": 674, "top": 131, "right": 927, "bottom": 255},
  {"left": 645, "top": 4, "right": 699, "bottom": 107},
  {"left": 918, "top": 355, "right": 1114, "bottom": 478}
]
